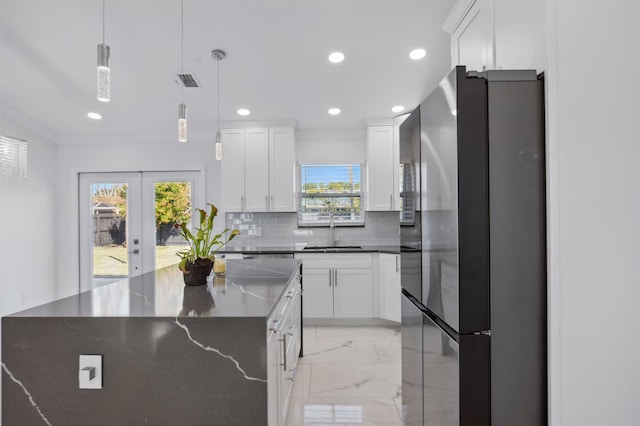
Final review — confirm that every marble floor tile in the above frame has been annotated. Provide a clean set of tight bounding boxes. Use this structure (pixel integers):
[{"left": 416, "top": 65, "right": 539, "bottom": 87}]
[
  {"left": 302, "top": 337, "right": 380, "bottom": 364},
  {"left": 289, "top": 326, "right": 403, "bottom": 426},
  {"left": 373, "top": 335, "right": 402, "bottom": 364},
  {"left": 315, "top": 325, "right": 400, "bottom": 339},
  {"left": 304, "top": 325, "right": 317, "bottom": 341},
  {"left": 308, "top": 363, "right": 401, "bottom": 399},
  {"left": 285, "top": 397, "right": 403, "bottom": 426}
]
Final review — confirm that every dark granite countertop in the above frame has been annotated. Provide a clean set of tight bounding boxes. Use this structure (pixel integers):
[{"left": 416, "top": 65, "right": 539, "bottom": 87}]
[
  {"left": 7, "top": 259, "right": 301, "bottom": 318},
  {"left": 218, "top": 245, "right": 401, "bottom": 255}
]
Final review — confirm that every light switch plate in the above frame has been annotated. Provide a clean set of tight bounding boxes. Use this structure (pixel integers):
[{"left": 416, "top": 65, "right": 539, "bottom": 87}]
[{"left": 79, "top": 355, "right": 102, "bottom": 389}]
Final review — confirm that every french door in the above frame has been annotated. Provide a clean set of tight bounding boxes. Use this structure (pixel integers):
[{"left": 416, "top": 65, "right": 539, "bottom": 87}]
[{"left": 79, "top": 171, "right": 203, "bottom": 292}]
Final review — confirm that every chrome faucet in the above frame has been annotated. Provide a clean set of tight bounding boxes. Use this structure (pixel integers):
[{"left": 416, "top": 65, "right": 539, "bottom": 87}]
[{"left": 329, "top": 209, "right": 335, "bottom": 246}]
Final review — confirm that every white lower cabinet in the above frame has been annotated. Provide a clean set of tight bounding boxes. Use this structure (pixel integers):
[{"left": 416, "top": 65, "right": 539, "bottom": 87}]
[
  {"left": 267, "top": 330, "right": 280, "bottom": 426},
  {"left": 296, "top": 253, "right": 374, "bottom": 319},
  {"left": 302, "top": 268, "right": 333, "bottom": 318},
  {"left": 378, "top": 253, "right": 401, "bottom": 322},
  {"left": 267, "top": 272, "right": 302, "bottom": 425},
  {"left": 333, "top": 268, "right": 374, "bottom": 318}
]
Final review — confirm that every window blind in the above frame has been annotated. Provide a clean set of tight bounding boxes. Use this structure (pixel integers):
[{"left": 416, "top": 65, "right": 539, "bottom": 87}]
[{"left": 298, "top": 164, "right": 364, "bottom": 225}]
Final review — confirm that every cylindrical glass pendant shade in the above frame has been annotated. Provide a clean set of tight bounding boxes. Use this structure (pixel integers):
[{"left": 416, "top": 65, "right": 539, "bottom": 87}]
[
  {"left": 215, "top": 131, "right": 222, "bottom": 160},
  {"left": 97, "top": 43, "right": 111, "bottom": 102},
  {"left": 178, "top": 103, "right": 187, "bottom": 143}
]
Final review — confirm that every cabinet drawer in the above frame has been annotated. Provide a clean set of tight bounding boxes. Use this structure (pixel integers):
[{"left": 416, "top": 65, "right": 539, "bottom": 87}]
[
  {"left": 295, "top": 253, "right": 372, "bottom": 269},
  {"left": 267, "top": 274, "right": 300, "bottom": 340}
]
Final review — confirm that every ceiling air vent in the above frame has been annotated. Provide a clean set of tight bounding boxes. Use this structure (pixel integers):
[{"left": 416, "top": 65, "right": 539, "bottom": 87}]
[{"left": 176, "top": 73, "right": 200, "bottom": 88}]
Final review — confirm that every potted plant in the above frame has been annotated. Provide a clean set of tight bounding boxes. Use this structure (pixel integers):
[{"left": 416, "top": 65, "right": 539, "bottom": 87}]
[{"left": 175, "top": 203, "right": 239, "bottom": 286}]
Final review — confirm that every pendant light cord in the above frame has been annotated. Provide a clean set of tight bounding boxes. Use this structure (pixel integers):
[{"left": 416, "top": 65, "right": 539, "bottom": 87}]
[
  {"left": 217, "top": 58, "right": 220, "bottom": 135},
  {"left": 181, "top": 0, "right": 184, "bottom": 102},
  {"left": 102, "top": 0, "right": 105, "bottom": 43}
]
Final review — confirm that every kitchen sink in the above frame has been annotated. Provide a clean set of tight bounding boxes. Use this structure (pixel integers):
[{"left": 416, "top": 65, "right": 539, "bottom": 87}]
[{"left": 303, "top": 245, "right": 362, "bottom": 251}]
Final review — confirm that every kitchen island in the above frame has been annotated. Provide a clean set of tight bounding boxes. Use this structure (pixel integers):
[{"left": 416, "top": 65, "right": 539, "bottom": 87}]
[{"left": 2, "top": 258, "right": 302, "bottom": 426}]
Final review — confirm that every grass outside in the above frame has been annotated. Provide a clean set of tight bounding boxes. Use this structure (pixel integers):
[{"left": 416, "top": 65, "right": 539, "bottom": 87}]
[{"left": 93, "top": 245, "right": 189, "bottom": 276}]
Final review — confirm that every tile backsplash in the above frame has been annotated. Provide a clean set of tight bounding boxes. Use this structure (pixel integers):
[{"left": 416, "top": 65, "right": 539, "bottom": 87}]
[{"left": 225, "top": 211, "right": 399, "bottom": 247}]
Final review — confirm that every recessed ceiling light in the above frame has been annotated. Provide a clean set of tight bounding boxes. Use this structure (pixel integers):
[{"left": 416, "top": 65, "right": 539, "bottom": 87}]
[
  {"left": 87, "top": 112, "right": 102, "bottom": 120},
  {"left": 237, "top": 108, "right": 250, "bottom": 116},
  {"left": 391, "top": 105, "right": 405, "bottom": 113},
  {"left": 328, "top": 107, "right": 341, "bottom": 116},
  {"left": 328, "top": 52, "right": 345, "bottom": 64},
  {"left": 409, "top": 48, "right": 427, "bottom": 60}
]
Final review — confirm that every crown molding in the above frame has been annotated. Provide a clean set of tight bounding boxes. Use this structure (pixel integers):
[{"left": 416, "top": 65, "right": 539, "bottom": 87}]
[
  {"left": 0, "top": 101, "right": 59, "bottom": 143},
  {"left": 57, "top": 131, "right": 216, "bottom": 145},
  {"left": 442, "top": 0, "right": 477, "bottom": 34}
]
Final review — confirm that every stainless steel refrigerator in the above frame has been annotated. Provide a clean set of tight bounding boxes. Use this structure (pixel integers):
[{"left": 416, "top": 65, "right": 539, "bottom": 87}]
[{"left": 400, "top": 66, "right": 547, "bottom": 425}]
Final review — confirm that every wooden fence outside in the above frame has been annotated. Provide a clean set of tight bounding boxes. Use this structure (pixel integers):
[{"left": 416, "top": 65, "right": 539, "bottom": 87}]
[{"left": 93, "top": 212, "right": 126, "bottom": 246}]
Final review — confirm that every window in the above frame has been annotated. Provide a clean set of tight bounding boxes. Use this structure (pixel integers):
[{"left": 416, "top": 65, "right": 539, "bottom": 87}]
[{"left": 298, "top": 164, "right": 364, "bottom": 226}]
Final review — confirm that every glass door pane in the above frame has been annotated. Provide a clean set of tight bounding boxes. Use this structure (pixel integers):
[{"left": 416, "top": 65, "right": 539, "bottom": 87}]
[
  {"left": 79, "top": 172, "right": 142, "bottom": 292},
  {"left": 153, "top": 181, "right": 192, "bottom": 270},
  {"left": 140, "top": 171, "right": 203, "bottom": 276},
  {"left": 92, "top": 182, "right": 129, "bottom": 287}
]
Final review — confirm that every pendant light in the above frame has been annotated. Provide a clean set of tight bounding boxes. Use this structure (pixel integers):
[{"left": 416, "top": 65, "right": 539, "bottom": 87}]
[
  {"left": 212, "top": 49, "right": 226, "bottom": 160},
  {"left": 97, "top": 0, "right": 110, "bottom": 102},
  {"left": 178, "top": 0, "right": 187, "bottom": 142}
]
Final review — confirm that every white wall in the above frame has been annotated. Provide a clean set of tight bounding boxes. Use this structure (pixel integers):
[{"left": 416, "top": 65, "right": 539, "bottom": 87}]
[
  {"left": 547, "top": 1, "right": 640, "bottom": 424},
  {"left": 0, "top": 104, "right": 59, "bottom": 416},
  {"left": 55, "top": 138, "right": 222, "bottom": 299},
  {"left": 296, "top": 129, "right": 365, "bottom": 164},
  {"left": 0, "top": 105, "right": 58, "bottom": 317},
  {"left": 446, "top": 0, "right": 640, "bottom": 424}
]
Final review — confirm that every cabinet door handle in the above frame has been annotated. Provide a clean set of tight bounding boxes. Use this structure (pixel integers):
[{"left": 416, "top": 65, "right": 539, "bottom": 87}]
[
  {"left": 241, "top": 195, "right": 245, "bottom": 211},
  {"left": 265, "top": 195, "right": 269, "bottom": 211},
  {"left": 270, "top": 195, "right": 274, "bottom": 210},
  {"left": 329, "top": 269, "right": 332, "bottom": 287},
  {"left": 280, "top": 335, "right": 287, "bottom": 371},
  {"left": 334, "top": 269, "right": 338, "bottom": 287},
  {"left": 396, "top": 256, "right": 399, "bottom": 273},
  {"left": 270, "top": 319, "right": 281, "bottom": 333},
  {"left": 390, "top": 194, "right": 393, "bottom": 209}
]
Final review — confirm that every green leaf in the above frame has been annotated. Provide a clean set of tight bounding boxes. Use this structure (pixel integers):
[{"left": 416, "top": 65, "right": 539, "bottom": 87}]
[
  {"left": 178, "top": 258, "right": 188, "bottom": 272},
  {"left": 198, "top": 208, "right": 207, "bottom": 227}
]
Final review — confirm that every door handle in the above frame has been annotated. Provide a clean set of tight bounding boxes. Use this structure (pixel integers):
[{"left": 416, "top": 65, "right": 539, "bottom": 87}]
[
  {"left": 390, "top": 194, "right": 393, "bottom": 209},
  {"left": 280, "top": 335, "right": 287, "bottom": 371},
  {"left": 241, "top": 195, "right": 245, "bottom": 211},
  {"left": 329, "top": 269, "right": 332, "bottom": 287},
  {"left": 396, "top": 256, "right": 399, "bottom": 273},
  {"left": 127, "top": 249, "right": 140, "bottom": 255},
  {"left": 334, "top": 269, "right": 338, "bottom": 287}
]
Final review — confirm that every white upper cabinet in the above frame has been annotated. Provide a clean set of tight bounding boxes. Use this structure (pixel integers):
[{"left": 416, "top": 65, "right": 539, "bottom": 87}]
[
  {"left": 245, "top": 128, "right": 270, "bottom": 212},
  {"left": 269, "top": 128, "right": 296, "bottom": 212},
  {"left": 220, "top": 128, "right": 246, "bottom": 212},
  {"left": 443, "top": 0, "right": 545, "bottom": 72},
  {"left": 366, "top": 125, "right": 399, "bottom": 211},
  {"left": 220, "top": 126, "right": 296, "bottom": 212}
]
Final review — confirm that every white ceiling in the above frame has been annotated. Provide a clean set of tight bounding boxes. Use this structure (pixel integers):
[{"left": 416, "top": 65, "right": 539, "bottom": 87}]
[{"left": 0, "top": 0, "right": 455, "bottom": 143}]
